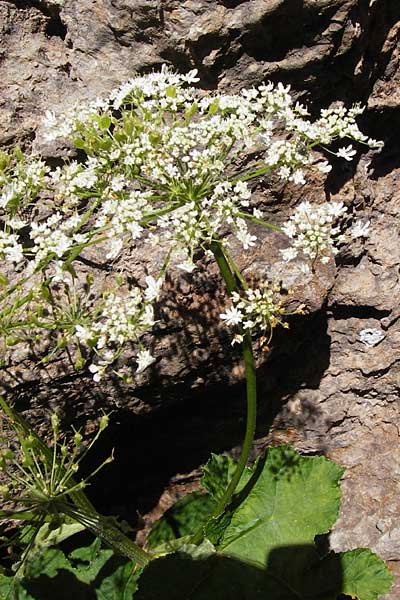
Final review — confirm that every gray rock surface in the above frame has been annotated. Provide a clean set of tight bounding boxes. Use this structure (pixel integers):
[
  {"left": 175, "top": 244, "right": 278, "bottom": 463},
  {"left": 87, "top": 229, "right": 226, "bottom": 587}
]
[{"left": 1, "top": 0, "right": 399, "bottom": 596}]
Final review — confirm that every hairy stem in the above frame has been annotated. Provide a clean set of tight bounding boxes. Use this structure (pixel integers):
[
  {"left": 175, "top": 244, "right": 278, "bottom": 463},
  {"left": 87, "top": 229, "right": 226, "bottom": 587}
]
[{"left": 65, "top": 505, "right": 151, "bottom": 568}]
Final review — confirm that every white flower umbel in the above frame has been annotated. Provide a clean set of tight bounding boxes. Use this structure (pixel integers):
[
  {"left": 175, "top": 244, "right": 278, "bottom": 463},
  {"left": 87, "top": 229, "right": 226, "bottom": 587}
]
[
  {"left": 78, "top": 284, "right": 158, "bottom": 381},
  {"left": 220, "top": 283, "right": 302, "bottom": 345},
  {"left": 280, "top": 201, "right": 348, "bottom": 265},
  {"left": 30, "top": 213, "right": 90, "bottom": 266},
  {"left": 0, "top": 66, "right": 381, "bottom": 379},
  {"left": 0, "top": 156, "right": 48, "bottom": 214}
]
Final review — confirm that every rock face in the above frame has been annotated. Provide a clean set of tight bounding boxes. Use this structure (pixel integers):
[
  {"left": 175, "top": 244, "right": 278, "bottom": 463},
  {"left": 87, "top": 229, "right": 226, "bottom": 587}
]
[{"left": 1, "top": 0, "right": 400, "bottom": 596}]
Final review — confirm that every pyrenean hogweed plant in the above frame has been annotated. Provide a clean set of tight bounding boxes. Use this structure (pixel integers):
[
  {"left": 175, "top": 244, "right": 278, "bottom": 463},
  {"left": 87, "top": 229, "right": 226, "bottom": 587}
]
[{"left": 0, "top": 67, "right": 392, "bottom": 598}]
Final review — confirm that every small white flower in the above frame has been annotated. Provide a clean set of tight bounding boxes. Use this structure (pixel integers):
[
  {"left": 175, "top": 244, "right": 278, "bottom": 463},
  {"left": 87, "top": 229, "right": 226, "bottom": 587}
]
[
  {"left": 7, "top": 218, "right": 27, "bottom": 230},
  {"left": 291, "top": 169, "right": 306, "bottom": 185},
  {"left": 88, "top": 363, "right": 106, "bottom": 382},
  {"left": 183, "top": 69, "right": 200, "bottom": 84},
  {"left": 136, "top": 349, "right": 156, "bottom": 373},
  {"left": 234, "top": 181, "right": 251, "bottom": 200},
  {"left": 337, "top": 145, "right": 357, "bottom": 161},
  {"left": 220, "top": 307, "right": 243, "bottom": 326},
  {"left": 280, "top": 247, "right": 298, "bottom": 262},
  {"left": 236, "top": 228, "right": 257, "bottom": 250},
  {"left": 177, "top": 259, "right": 197, "bottom": 273},
  {"left": 75, "top": 325, "right": 93, "bottom": 344},
  {"left": 316, "top": 161, "right": 332, "bottom": 174},
  {"left": 351, "top": 220, "right": 370, "bottom": 238},
  {"left": 4, "top": 243, "right": 24, "bottom": 264},
  {"left": 106, "top": 238, "right": 123, "bottom": 260},
  {"left": 231, "top": 333, "right": 244, "bottom": 346},
  {"left": 144, "top": 276, "right": 163, "bottom": 301},
  {"left": 368, "top": 138, "right": 384, "bottom": 149}
]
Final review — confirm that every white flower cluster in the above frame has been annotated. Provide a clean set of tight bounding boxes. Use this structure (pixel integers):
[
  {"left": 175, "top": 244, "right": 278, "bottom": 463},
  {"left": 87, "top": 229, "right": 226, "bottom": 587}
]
[
  {"left": 220, "top": 283, "right": 296, "bottom": 343},
  {"left": 0, "top": 66, "right": 382, "bottom": 381},
  {"left": 0, "top": 231, "right": 24, "bottom": 264},
  {"left": 49, "top": 160, "right": 100, "bottom": 209},
  {"left": 43, "top": 98, "right": 110, "bottom": 142},
  {"left": 76, "top": 276, "right": 162, "bottom": 381},
  {"left": 110, "top": 65, "right": 200, "bottom": 111},
  {"left": 280, "top": 201, "right": 347, "bottom": 264},
  {"left": 30, "top": 213, "right": 90, "bottom": 266},
  {"left": 94, "top": 190, "right": 152, "bottom": 259},
  {"left": 284, "top": 104, "right": 383, "bottom": 152},
  {"left": 36, "top": 67, "right": 382, "bottom": 272},
  {"left": 0, "top": 158, "right": 48, "bottom": 212},
  {"left": 151, "top": 180, "right": 255, "bottom": 268}
]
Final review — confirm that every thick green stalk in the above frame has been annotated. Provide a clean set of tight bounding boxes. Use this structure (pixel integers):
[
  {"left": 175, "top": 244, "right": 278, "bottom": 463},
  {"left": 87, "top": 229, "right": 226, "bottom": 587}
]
[
  {"left": 64, "top": 505, "right": 151, "bottom": 568},
  {"left": 209, "top": 241, "right": 257, "bottom": 516}
]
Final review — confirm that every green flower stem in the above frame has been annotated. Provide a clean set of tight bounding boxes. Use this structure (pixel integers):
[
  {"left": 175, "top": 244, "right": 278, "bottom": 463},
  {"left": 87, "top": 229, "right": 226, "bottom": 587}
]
[
  {"left": 190, "top": 241, "right": 257, "bottom": 546},
  {"left": 209, "top": 241, "right": 257, "bottom": 517},
  {"left": 190, "top": 242, "right": 257, "bottom": 546},
  {"left": 237, "top": 211, "right": 281, "bottom": 231},
  {"left": 219, "top": 244, "right": 248, "bottom": 291}
]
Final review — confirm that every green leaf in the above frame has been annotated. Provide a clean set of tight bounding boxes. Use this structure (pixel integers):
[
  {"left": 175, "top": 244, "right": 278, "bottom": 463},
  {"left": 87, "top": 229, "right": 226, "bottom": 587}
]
[
  {"left": 97, "top": 115, "right": 111, "bottom": 130},
  {"left": 136, "top": 551, "right": 268, "bottom": 600},
  {"left": 137, "top": 447, "right": 393, "bottom": 600},
  {"left": 27, "top": 523, "right": 85, "bottom": 558},
  {"left": 165, "top": 86, "right": 177, "bottom": 98},
  {"left": 73, "top": 138, "right": 86, "bottom": 150},
  {"left": 95, "top": 559, "right": 140, "bottom": 600},
  {"left": 15, "top": 537, "right": 138, "bottom": 600},
  {"left": 340, "top": 548, "right": 394, "bottom": 600},
  {"left": 0, "top": 574, "right": 30, "bottom": 600},
  {"left": 25, "top": 547, "right": 72, "bottom": 579},
  {"left": 207, "top": 98, "right": 220, "bottom": 115},
  {"left": 147, "top": 492, "right": 216, "bottom": 550},
  {"left": 68, "top": 538, "right": 113, "bottom": 583},
  {"left": 201, "top": 453, "right": 253, "bottom": 503},
  {"left": 219, "top": 445, "right": 344, "bottom": 567}
]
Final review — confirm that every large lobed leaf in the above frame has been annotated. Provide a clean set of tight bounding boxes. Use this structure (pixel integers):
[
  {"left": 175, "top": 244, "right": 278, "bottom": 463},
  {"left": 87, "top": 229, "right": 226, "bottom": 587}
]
[
  {"left": 137, "top": 446, "right": 393, "bottom": 600},
  {"left": 219, "top": 445, "right": 344, "bottom": 566}
]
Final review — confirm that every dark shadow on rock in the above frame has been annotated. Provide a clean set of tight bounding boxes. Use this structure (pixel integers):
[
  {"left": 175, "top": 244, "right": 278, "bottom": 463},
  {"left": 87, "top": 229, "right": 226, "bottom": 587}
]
[
  {"left": 365, "top": 107, "right": 400, "bottom": 178},
  {"left": 76, "top": 307, "right": 331, "bottom": 522}
]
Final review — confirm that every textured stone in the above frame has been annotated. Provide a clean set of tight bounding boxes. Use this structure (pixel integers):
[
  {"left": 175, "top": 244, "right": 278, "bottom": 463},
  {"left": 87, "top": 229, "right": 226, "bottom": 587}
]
[{"left": 1, "top": 0, "right": 400, "bottom": 597}]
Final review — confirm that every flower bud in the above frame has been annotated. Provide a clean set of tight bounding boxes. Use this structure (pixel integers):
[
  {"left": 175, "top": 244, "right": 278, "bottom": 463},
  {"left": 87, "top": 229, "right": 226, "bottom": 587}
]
[
  {"left": 51, "top": 413, "right": 60, "bottom": 433},
  {"left": 0, "top": 485, "right": 10, "bottom": 500},
  {"left": 99, "top": 414, "right": 109, "bottom": 432}
]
